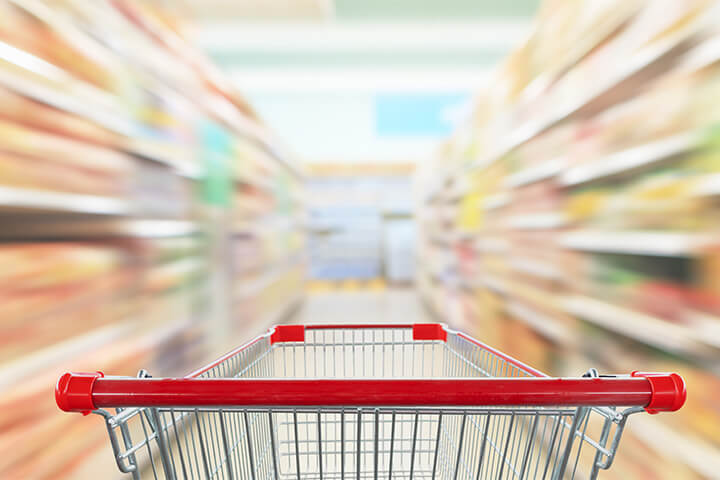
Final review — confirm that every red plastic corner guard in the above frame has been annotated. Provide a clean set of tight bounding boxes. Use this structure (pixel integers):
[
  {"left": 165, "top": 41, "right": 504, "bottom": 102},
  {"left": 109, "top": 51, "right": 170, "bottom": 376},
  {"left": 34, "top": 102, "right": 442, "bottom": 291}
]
[
  {"left": 270, "top": 325, "right": 305, "bottom": 344},
  {"left": 412, "top": 323, "right": 447, "bottom": 342},
  {"left": 55, "top": 371, "right": 103, "bottom": 414},
  {"left": 269, "top": 324, "right": 447, "bottom": 343},
  {"left": 631, "top": 371, "right": 686, "bottom": 414}
]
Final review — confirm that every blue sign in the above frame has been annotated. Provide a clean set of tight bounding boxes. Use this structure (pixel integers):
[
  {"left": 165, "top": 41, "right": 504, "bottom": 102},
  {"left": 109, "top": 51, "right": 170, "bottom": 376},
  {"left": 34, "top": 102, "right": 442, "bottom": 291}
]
[{"left": 375, "top": 92, "right": 470, "bottom": 136}]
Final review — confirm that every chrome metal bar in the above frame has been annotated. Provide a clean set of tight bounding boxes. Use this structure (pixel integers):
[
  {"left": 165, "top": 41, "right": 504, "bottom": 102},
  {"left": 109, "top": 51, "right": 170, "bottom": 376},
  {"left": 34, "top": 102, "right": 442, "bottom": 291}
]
[
  {"left": 387, "top": 411, "right": 396, "bottom": 480},
  {"left": 452, "top": 413, "right": 467, "bottom": 480},
  {"left": 150, "top": 408, "right": 176, "bottom": 480},
  {"left": 268, "top": 412, "right": 279, "bottom": 480},
  {"left": 540, "top": 415, "right": 562, "bottom": 480},
  {"left": 168, "top": 410, "right": 189, "bottom": 480},
  {"left": 138, "top": 411, "right": 160, "bottom": 479},
  {"left": 294, "top": 410, "right": 301, "bottom": 480},
  {"left": 318, "top": 411, "right": 324, "bottom": 480},
  {"left": 114, "top": 411, "right": 141, "bottom": 477},
  {"left": 194, "top": 410, "right": 212, "bottom": 479},
  {"left": 219, "top": 411, "right": 236, "bottom": 480},
  {"left": 553, "top": 408, "right": 584, "bottom": 480},
  {"left": 496, "top": 413, "right": 515, "bottom": 480},
  {"left": 341, "top": 409, "right": 345, "bottom": 480},
  {"left": 373, "top": 410, "right": 379, "bottom": 480},
  {"left": 518, "top": 414, "right": 539, "bottom": 479},
  {"left": 409, "top": 413, "right": 419, "bottom": 480},
  {"left": 356, "top": 409, "right": 362, "bottom": 480},
  {"left": 570, "top": 408, "right": 592, "bottom": 480},
  {"left": 431, "top": 412, "right": 442, "bottom": 479}
]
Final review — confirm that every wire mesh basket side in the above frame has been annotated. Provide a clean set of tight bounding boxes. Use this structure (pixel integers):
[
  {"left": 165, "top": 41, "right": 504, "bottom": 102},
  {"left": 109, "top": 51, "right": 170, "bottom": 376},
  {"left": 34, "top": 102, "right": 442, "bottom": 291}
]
[
  {"left": 102, "top": 404, "right": 625, "bottom": 480},
  {"left": 92, "top": 326, "right": 641, "bottom": 479}
]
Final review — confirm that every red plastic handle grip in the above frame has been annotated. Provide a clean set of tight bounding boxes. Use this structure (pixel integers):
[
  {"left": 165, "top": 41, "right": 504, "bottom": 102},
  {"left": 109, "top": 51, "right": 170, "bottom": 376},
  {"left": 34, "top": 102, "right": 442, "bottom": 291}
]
[
  {"left": 412, "top": 323, "right": 447, "bottom": 341},
  {"left": 631, "top": 371, "right": 686, "bottom": 413},
  {"left": 55, "top": 372, "right": 103, "bottom": 414},
  {"left": 55, "top": 375, "right": 685, "bottom": 412},
  {"left": 270, "top": 325, "right": 305, "bottom": 343}
]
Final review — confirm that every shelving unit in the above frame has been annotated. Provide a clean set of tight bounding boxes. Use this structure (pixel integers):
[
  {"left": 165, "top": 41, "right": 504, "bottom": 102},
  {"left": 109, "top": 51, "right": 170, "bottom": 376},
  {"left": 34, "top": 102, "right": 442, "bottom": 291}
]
[
  {"left": 0, "top": 1, "right": 305, "bottom": 478},
  {"left": 561, "top": 295, "right": 710, "bottom": 356},
  {"left": 558, "top": 230, "right": 715, "bottom": 257},
  {"left": 0, "top": 218, "right": 202, "bottom": 240},
  {"left": 559, "top": 133, "right": 700, "bottom": 187},
  {"left": 417, "top": 2, "right": 720, "bottom": 479},
  {"left": 0, "top": 186, "right": 130, "bottom": 215}
]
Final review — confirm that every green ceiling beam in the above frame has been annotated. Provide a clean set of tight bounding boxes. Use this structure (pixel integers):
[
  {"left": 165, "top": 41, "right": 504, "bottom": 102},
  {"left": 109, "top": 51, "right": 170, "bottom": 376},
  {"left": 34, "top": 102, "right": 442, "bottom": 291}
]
[
  {"left": 212, "top": 49, "right": 505, "bottom": 68},
  {"left": 333, "top": 0, "right": 540, "bottom": 20}
]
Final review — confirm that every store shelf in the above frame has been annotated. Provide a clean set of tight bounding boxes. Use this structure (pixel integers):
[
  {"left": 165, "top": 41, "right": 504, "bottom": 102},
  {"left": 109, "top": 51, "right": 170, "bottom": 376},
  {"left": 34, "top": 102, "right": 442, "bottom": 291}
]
[
  {"left": 505, "top": 157, "right": 566, "bottom": 188},
  {"left": 0, "top": 40, "right": 133, "bottom": 136},
  {"left": 680, "top": 32, "right": 720, "bottom": 73},
  {"left": 233, "top": 214, "right": 305, "bottom": 236},
  {"left": 689, "top": 311, "right": 720, "bottom": 350},
  {"left": 507, "top": 301, "right": 575, "bottom": 346},
  {"left": 428, "top": 233, "right": 452, "bottom": 247},
  {"left": 444, "top": 176, "right": 471, "bottom": 203},
  {"left": 562, "top": 295, "right": 708, "bottom": 355},
  {"left": 482, "top": 192, "right": 511, "bottom": 211},
  {"left": 237, "top": 118, "right": 305, "bottom": 180},
  {"left": 234, "top": 254, "right": 304, "bottom": 300},
  {"left": 473, "top": 237, "right": 509, "bottom": 254},
  {"left": 235, "top": 164, "right": 277, "bottom": 191},
  {"left": 508, "top": 257, "right": 561, "bottom": 280},
  {"left": 0, "top": 2, "right": 307, "bottom": 479},
  {"left": 506, "top": 212, "right": 566, "bottom": 230},
  {"left": 0, "top": 219, "right": 200, "bottom": 240},
  {"left": 631, "top": 414, "right": 720, "bottom": 480},
  {"left": 522, "top": 4, "right": 643, "bottom": 94},
  {"left": 692, "top": 172, "right": 720, "bottom": 196},
  {"left": 128, "top": 139, "right": 202, "bottom": 179},
  {"left": 552, "top": 26, "right": 699, "bottom": 116},
  {"left": 154, "top": 257, "right": 203, "bottom": 277},
  {"left": 432, "top": 19, "right": 705, "bottom": 201},
  {"left": 0, "top": 186, "right": 130, "bottom": 215},
  {"left": 426, "top": 229, "right": 475, "bottom": 247},
  {"left": 479, "top": 275, "right": 508, "bottom": 294},
  {"left": 559, "top": 230, "right": 715, "bottom": 257},
  {"left": 0, "top": 46, "right": 257, "bottom": 182},
  {"left": 0, "top": 61, "right": 200, "bottom": 178},
  {"left": 560, "top": 133, "right": 698, "bottom": 186},
  {"left": 416, "top": 5, "right": 720, "bottom": 478},
  {"left": 0, "top": 322, "right": 133, "bottom": 391}
]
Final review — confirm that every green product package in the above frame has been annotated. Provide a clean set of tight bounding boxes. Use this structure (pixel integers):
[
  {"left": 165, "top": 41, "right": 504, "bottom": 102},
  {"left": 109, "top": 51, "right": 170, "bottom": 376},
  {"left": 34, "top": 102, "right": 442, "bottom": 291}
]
[{"left": 200, "top": 121, "right": 233, "bottom": 206}]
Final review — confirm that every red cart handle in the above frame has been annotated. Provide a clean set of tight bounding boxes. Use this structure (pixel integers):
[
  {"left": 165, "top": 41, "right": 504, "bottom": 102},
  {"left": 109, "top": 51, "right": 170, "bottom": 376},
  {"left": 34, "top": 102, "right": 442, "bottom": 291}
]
[
  {"left": 56, "top": 371, "right": 104, "bottom": 415},
  {"left": 57, "top": 373, "right": 685, "bottom": 413},
  {"left": 631, "top": 371, "right": 686, "bottom": 414}
]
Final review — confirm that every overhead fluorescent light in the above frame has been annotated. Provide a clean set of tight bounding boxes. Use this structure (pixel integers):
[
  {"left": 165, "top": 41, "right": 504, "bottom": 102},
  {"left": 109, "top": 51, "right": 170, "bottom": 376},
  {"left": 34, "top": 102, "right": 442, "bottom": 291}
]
[{"left": 229, "top": 68, "right": 491, "bottom": 92}]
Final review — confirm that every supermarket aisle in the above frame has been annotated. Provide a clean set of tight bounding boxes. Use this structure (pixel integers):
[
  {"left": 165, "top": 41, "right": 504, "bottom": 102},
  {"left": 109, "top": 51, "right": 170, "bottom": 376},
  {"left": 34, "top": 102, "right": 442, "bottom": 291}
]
[
  {"left": 296, "top": 288, "right": 432, "bottom": 326},
  {"left": 3, "top": 0, "right": 719, "bottom": 478}
]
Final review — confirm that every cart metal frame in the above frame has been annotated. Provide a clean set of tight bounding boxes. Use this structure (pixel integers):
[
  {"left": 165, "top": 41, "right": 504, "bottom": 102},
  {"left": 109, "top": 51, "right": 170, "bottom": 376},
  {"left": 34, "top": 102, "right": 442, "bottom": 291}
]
[{"left": 57, "top": 324, "right": 685, "bottom": 479}]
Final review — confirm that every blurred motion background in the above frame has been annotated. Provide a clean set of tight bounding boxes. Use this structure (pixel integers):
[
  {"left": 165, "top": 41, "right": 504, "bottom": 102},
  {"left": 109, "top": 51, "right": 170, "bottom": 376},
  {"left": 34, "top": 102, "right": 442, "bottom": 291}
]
[{"left": 0, "top": 0, "right": 719, "bottom": 478}]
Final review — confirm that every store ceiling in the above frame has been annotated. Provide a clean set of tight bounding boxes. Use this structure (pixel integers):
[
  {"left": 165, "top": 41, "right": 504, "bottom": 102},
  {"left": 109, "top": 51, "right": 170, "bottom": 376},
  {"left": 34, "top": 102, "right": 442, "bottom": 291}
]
[
  {"left": 183, "top": 0, "right": 540, "bottom": 163},
  {"left": 177, "top": 0, "right": 328, "bottom": 20},
  {"left": 192, "top": 0, "right": 539, "bottom": 82},
  {"left": 334, "top": 0, "right": 539, "bottom": 20},
  {"left": 181, "top": 0, "right": 538, "bottom": 20}
]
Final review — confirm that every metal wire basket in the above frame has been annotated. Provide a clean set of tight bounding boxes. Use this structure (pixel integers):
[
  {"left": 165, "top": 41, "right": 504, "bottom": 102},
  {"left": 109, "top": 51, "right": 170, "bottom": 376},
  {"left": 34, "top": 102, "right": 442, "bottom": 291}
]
[{"left": 56, "top": 323, "right": 686, "bottom": 479}]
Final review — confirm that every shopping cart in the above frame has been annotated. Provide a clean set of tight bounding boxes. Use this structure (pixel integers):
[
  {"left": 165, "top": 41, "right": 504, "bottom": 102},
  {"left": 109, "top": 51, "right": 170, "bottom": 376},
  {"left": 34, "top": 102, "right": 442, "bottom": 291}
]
[{"left": 56, "top": 323, "right": 685, "bottom": 480}]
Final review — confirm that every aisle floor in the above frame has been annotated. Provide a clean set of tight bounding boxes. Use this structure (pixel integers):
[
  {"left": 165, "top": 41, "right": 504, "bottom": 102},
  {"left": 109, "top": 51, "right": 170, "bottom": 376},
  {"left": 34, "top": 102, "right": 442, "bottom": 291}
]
[{"left": 295, "top": 288, "right": 432, "bottom": 325}]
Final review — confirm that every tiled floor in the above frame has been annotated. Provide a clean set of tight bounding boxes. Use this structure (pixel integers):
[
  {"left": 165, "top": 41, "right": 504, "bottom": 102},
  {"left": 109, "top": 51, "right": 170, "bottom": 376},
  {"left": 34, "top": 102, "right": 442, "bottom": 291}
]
[{"left": 295, "top": 288, "right": 433, "bottom": 325}]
